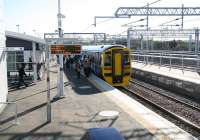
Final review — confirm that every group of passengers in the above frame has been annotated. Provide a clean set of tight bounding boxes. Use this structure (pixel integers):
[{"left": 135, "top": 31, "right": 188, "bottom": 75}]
[{"left": 64, "top": 55, "right": 92, "bottom": 79}]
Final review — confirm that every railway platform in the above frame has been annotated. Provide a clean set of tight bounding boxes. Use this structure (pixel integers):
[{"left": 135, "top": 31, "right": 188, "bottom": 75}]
[
  {"left": 131, "top": 62, "right": 200, "bottom": 99},
  {"left": 0, "top": 66, "right": 197, "bottom": 140}
]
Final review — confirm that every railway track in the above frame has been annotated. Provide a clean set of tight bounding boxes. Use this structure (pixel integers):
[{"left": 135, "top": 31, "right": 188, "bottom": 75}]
[
  {"left": 121, "top": 80, "right": 200, "bottom": 138},
  {"left": 130, "top": 79, "right": 200, "bottom": 111}
]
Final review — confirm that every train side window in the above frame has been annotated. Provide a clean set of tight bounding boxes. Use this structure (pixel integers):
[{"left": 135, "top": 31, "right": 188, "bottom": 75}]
[
  {"left": 123, "top": 54, "right": 130, "bottom": 65},
  {"left": 104, "top": 55, "right": 111, "bottom": 66}
]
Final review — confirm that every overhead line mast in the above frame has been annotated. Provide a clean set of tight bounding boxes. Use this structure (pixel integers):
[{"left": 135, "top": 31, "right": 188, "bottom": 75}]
[{"left": 55, "top": 0, "right": 65, "bottom": 99}]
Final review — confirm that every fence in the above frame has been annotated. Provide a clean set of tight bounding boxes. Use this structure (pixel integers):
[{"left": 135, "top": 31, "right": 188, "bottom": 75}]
[{"left": 131, "top": 51, "right": 200, "bottom": 72}]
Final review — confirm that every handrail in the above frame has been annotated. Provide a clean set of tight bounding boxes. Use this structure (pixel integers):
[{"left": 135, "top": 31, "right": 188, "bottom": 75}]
[
  {"left": 131, "top": 52, "right": 198, "bottom": 57},
  {"left": 130, "top": 54, "right": 200, "bottom": 61},
  {"left": 131, "top": 53, "right": 200, "bottom": 72}
]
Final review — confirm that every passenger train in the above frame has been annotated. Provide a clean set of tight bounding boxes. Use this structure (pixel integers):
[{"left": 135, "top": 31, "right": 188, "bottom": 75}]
[{"left": 81, "top": 44, "right": 131, "bottom": 86}]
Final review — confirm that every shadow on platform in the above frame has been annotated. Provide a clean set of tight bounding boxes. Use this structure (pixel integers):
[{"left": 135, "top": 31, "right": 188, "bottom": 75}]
[
  {"left": 0, "top": 98, "right": 62, "bottom": 126},
  {"left": 64, "top": 68, "right": 100, "bottom": 95},
  {"left": 8, "top": 82, "right": 36, "bottom": 93},
  {"left": 0, "top": 132, "right": 83, "bottom": 140},
  {"left": 0, "top": 127, "right": 185, "bottom": 140}
]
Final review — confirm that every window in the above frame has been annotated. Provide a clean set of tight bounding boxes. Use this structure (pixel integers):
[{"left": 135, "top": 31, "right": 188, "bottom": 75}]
[
  {"left": 7, "top": 51, "right": 24, "bottom": 71},
  {"left": 104, "top": 55, "right": 111, "bottom": 66},
  {"left": 123, "top": 53, "right": 130, "bottom": 65}
]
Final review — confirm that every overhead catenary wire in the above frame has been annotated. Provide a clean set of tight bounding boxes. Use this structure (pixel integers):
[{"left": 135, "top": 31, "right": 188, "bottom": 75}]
[
  {"left": 95, "top": 18, "right": 115, "bottom": 25},
  {"left": 144, "top": 0, "right": 162, "bottom": 7},
  {"left": 121, "top": 18, "right": 146, "bottom": 27},
  {"left": 160, "top": 18, "right": 181, "bottom": 26},
  {"left": 81, "top": 24, "right": 94, "bottom": 32},
  {"left": 121, "top": 0, "right": 163, "bottom": 29}
]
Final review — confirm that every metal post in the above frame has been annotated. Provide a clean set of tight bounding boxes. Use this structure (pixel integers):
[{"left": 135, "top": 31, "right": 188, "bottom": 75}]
[
  {"left": 146, "top": 3, "right": 149, "bottom": 65},
  {"left": 127, "top": 28, "right": 131, "bottom": 49},
  {"left": 151, "top": 37, "right": 154, "bottom": 50},
  {"left": 32, "top": 42, "right": 37, "bottom": 82},
  {"left": 170, "top": 54, "right": 172, "bottom": 69},
  {"left": 160, "top": 53, "right": 162, "bottom": 66},
  {"left": 181, "top": 55, "right": 184, "bottom": 71},
  {"left": 197, "top": 55, "right": 200, "bottom": 72},
  {"left": 140, "top": 34, "right": 143, "bottom": 50},
  {"left": 55, "top": 0, "right": 64, "bottom": 98},
  {"left": 146, "top": 3, "right": 149, "bottom": 51},
  {"left": 104, "top": 34, "right": 106, "bottom": 44},
  {"left": 146, "top": 3, "right": 149, "bottom": 32},
  {"left": 93, "top": 34, "right": 97, "bottom": 45},
  {"left": 146, "top": 53, "right": 148, "bottom": 64},
  {"left": 189, "top": 35, "right": 192, "bottom": 51},
  {"left": 46, "top": 44, "right": 51, "bottom": 122},
  {"left": 151, "top": 38, "right": 154, "bottom": 64},
  {"left": 181, "top": 4, "right": 184, "bottom": 29},
  {"left": 59, "top": 53, "right": 64, "bottom": 97},
  {"left": 195, "top": 29, "right": 199, "bottom": 55}
]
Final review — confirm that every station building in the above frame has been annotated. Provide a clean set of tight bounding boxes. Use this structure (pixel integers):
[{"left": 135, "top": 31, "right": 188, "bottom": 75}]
[{"left": 5, "top": 31, "right": 46, "bottom": 83}]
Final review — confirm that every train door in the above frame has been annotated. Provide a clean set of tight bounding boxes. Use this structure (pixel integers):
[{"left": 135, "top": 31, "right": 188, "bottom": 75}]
[{"left": 112, "top": 49, "right": 123, "bottom": 84}]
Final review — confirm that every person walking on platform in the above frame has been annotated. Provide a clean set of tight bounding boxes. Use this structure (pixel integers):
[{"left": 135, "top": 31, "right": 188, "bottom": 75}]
[
  {"left": 65, "top": 56, "right": 70, "bottom": 69},
  {"left": 28, "top": 57, "right": 32, "bottom": 70},
  {"left": 75, "top": 61, "right": 81, "bottom": 79},
  {"left": 17, "top": 63, "right": 28, "bottom": 88},
  {"left": 68, "top": 56, "right": 73, "bottom": 70},
  {"left": 83, "top": 59, "right": 91, "bottom": 78}
]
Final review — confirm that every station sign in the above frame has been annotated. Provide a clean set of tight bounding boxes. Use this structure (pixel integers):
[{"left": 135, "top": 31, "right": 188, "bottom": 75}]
[
  {"left": 50, "top": 45, "right": 64, "bottom": 54},
  {"left": 64, "top": 45, "right": 81, "bottom": 55},
  {"left": 50, "top": 44, "right": 81, "bottom": 54}
]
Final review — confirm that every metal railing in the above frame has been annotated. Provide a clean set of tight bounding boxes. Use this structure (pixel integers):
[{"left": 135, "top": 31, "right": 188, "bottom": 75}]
[
  {"left": 131, "top": 51, "right": 200, "bottom": 72},
  {"left": 0, "top": 102, "right": 19, "bottom": 125}
]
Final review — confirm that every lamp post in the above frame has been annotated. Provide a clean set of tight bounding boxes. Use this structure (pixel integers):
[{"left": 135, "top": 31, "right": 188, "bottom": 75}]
[
  {"left": 54, "top": 0, "right": 65, "bottom": 99},
  {"left": 16, "top": 24, "right": 19, "bottom": 32}
]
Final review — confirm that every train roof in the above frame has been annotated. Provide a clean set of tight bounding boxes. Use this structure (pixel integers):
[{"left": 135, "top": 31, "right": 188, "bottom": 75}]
[{"left": 81, "top": 44, "right": 127, "bottom": 52}]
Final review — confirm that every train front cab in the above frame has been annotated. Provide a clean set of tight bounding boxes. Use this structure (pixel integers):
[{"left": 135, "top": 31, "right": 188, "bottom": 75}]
[{"left": 102, "top": 47, "right": 131, "bottom": 86}]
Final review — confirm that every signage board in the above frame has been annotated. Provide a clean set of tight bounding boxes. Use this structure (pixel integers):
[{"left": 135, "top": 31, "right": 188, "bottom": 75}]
[
  {"left": 64, "top": 45, "right": 81, "bottom": 54},
  {"left": 50, "top": 45, "right": 64, "bottom": 54},
  {"left": 50, "top": 44, "right": 81, "bottom": 54}
]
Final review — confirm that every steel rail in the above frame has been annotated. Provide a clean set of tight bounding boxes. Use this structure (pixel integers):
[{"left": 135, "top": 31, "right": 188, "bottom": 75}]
[
  {"left": 129, "top": 79, "right": 200, "bottom": 112},
  {"left": 121, "top": 86, "right": 200, "bottom": 133}
]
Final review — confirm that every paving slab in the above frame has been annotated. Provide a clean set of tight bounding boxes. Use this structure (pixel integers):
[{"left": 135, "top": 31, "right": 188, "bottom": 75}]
[{"left": 0, "top": 66, "right": 155, "bottom": 140}]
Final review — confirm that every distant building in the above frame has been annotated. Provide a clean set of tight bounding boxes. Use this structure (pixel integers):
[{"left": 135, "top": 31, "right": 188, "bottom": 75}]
[
  {"left": 0, "top": 0, "right": 7, "bottom": 113},
  {"left": 5, "top": 31, "right": 46, "bottom": 83}
]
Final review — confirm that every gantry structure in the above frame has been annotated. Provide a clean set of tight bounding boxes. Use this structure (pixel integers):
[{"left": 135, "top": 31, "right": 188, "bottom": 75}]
[{"left": 115, "top": 6, "right": 200, "bottom": 29}]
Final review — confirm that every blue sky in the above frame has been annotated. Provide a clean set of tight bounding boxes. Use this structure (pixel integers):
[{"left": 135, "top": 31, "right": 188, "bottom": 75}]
[{"left": 4, "top": 0, "right": 200, "bottom": 37}]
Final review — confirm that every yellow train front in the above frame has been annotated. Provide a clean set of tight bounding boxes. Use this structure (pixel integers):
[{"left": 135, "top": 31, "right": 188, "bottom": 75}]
[{"left": 81, "top": 45, "right": 131, "bottom": 86}]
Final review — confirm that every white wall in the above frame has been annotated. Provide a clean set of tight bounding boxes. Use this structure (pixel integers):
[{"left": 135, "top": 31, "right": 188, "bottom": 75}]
[{"left": 0, "top": 0, "right": 8, "bottom": 113}]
